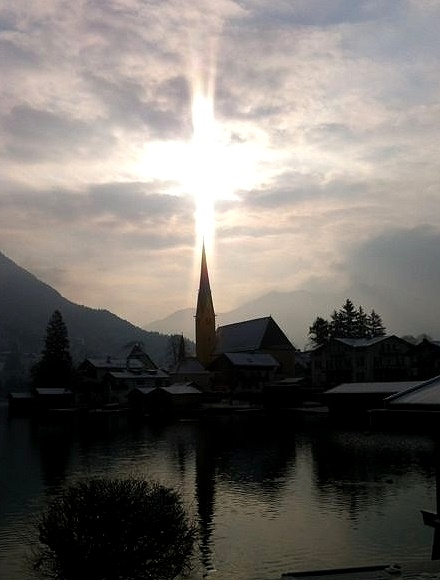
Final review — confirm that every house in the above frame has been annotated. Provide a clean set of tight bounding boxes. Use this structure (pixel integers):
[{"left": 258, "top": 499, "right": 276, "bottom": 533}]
[
  {"left": 262, "top": 377, "right": 305, "bottom": 408},
  {"left": 369, "top": 374, "right": 440, "bottom": 430},
  {"left": 410, "top": 338, "right": 440, "bottom": 380},
  {"left": 127, "top": 382, "right": 203, "bottom": 413},
  {"left": 105, "top": 368, "right": 169, "bottom": 406},
  {"left": 311, "top": 335, "right": 413, "bottom": 389},
  {"left": 208, "top": 352, "right": 279, "bottom": 396},
  {"left": 76, "top": 343, "right": 163, "bottom": 407},
  {"left": 78, "top": 356, "right": 127, "bottom": 381},
  {"left": 168, "top": 356, "right": 211, "bottom": 390},
  {"left": 8, "top": 391, "right": 34, "bottom": 414},
  {"left": 322, "top": 381, "right": 422, "bottom": 416},
  {"left": 8, "top": 388, "right": 75, "bottom": 413},
  {"left": 215, "top": 316, "right": 296, "bottom": 377},
  {"left": 34, "top": 388, "right": 74, "bottom": 410},
  {"left": 385, "top": 375, "right": 440, "bottom": 411}
]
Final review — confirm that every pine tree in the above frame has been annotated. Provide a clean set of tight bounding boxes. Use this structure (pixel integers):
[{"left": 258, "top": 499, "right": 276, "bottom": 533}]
[
  {"left": 32, "top": 310, "right": 73, "bottom": 389},
  {"left": 308, "top": 316, "right": 330, "bottom": 346},
  {"left": 329, "top": 309, "right": 345, "bottom": 338},
  {"left": 339, "top": 298, "right": 357, "bottom": 337},
  {"left": 354, "top": 306, "right": 369, "bottom": 338},
  {"left": 308, "top": 300, "right": 387, "bottom": 346},
  {"left": 367, "top": 309, "right": 386, "bottom": 338}
]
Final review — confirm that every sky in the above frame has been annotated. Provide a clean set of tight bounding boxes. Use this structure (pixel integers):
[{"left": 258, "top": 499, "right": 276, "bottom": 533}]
[{"left": 1, "top": 0, "right": 440, "bottom": 344}]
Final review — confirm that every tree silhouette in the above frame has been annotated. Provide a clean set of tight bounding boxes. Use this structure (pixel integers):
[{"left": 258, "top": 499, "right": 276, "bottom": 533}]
[
  {"left": 33, "top": 477, "right": 196, "bottom": 580},
  {"left": 367, "top": 309, "right": 386, "bottom": 338},
  {"left": 309, "top": 300, "right": 387, "bottom": 346},
  {"left": 308, "top": 316, "right": 330, "bottom": 346},
  {"left": 32, "top": 310, "right": 73, "bottom": 389}
]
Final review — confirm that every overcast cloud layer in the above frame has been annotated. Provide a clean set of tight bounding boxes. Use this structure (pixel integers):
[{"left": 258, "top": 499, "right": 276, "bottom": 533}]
[{"left": 1, "top": 0, "right": 440, "bottom": 344}]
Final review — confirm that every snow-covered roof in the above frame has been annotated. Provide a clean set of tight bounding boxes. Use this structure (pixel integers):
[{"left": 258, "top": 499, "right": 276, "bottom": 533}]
[
  {"left": 8, "top": 391, "right": 33, "bottom": 399},
  {"left": 171, "top": 357, "right": 208, "bottom": 374},
  {"left": 164, "top": 383, "right": 202, "bottom": 395},
  {"left": 324, "top": 381, "right": 422, "bottom": 395},
  {"left": 35, "top": 388, "right": 73, "bottom": 396},
  {"left": 335, "top": 337, "right": 389, "bottom": 348},
  {"left": 131, "top": 383, "right": 201, "bottom": 396},
  {"left": 385, "top": 375, "right": 440, "bottom": 407},
  {"left": 222, "top": 352, "right": 279, "bottom": 367},
  {"left": 85, "top": 358, "right": 127, "bottom": 369},
  {"left": 109, "top": 369, "right": 169, "bottom": 379}
]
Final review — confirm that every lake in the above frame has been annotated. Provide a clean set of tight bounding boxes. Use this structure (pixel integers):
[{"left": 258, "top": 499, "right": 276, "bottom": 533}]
[{"left": 0, "top": 403, "right": 438, "bottom": 580}]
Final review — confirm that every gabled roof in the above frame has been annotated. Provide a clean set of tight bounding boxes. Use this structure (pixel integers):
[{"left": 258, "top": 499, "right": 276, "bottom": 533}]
[
  {"left": 130, "top": 386, "right": 156, "bottom": 396},
  {"left": 336, "top": 337, "right": 388, "bottom": 347},
  {"left": 221, "top": 352, "right": 279, "bottom": 368},
  {"left": 324, "top": 381, "right": 421, "bottom": 395},
  {"left": 83, "top": 357, "right": 127, "bottom": 369},
  {"left": 385, "top": 375, "right": 440, "bottom": 407},
  {"left": 215, "top": 316, "right": 294, "bottom": 354},
  {"left": 413, "top": 338, "right": 440, "bottom": 351},
  {"left": 171, "top": 357, "right": 209, "bottom": 374},
  {"left": 164, "top": 383, "right": 202, "bottom": 395},
  {"left": 131, "top": 383, "right": 202, "bottom": 396}
]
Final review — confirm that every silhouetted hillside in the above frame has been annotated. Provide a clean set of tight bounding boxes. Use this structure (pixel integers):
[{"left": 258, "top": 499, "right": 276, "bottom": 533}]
[{"left": 0, "top": 252, "right": 171, "bottom": 364}]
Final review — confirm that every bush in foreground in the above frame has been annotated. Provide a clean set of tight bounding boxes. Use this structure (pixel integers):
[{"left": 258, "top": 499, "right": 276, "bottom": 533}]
[{"left": 34, "top": 477, "right": 196, "bottom": 580}]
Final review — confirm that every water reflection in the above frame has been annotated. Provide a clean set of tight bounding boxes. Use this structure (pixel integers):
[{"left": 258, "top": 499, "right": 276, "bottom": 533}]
[
  {"left": 0, "top": 405, "right": 438, "bottom": 580},
  {"left": 196, "top": 425, "right": 216, "bottom": 574}
]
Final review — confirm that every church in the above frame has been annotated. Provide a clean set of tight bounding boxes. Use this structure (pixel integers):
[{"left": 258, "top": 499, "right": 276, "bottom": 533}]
[{"left": 194, "top": 242, "right": 296, "bottom": 395}]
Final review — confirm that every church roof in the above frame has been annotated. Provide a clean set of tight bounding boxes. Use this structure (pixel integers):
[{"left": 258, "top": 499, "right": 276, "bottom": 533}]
[
  {"left": 215, "top": 316, "right": 295, "bottom": 354},
  {"left": 221, "top": 352, "right": 279, "bottom": 368},
  {"left": 196, "top": 241, "right": 214, "bottom": 314}
]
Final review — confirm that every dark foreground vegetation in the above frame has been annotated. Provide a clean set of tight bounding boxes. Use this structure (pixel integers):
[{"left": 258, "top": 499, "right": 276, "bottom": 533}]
[{"left": 33, "top": 477, "right": 197, "bottom": 580}]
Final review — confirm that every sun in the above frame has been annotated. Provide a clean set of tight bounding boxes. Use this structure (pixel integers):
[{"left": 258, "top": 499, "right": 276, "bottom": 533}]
[{"left": 134, "top": 70, "right": 265, "bottom": 257}]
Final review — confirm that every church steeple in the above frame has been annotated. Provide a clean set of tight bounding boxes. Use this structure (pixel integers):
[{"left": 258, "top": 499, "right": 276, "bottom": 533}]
[{"left": 195, "top": 241, "right": 216, "bottom": 367}]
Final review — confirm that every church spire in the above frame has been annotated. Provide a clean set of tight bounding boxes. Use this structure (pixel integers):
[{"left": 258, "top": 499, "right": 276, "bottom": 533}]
[{"left": 195, "top": 241, "right": 216, "bottom": 367}]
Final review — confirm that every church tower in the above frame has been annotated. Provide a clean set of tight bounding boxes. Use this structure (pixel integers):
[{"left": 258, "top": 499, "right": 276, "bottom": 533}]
[{"left": 195, "top": 241, "right": 216, "bottom": 368}]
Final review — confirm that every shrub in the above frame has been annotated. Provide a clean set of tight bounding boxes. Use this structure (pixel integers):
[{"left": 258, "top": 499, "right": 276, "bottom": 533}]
[{"left": 33, "top": 477, "right": 197, "bottom": 580}]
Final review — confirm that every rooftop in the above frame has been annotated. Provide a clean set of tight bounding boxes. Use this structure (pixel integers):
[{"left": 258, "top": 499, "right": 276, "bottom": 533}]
[{"left": 324, "top": 381, "right": 422, "bottom": 395}]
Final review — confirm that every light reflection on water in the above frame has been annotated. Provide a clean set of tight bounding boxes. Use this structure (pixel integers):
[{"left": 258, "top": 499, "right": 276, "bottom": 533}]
[{"left": 0, "top": 404, "right": 438, "bottom": 580}]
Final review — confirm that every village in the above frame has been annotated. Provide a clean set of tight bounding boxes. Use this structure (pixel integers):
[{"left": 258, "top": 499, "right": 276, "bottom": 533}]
[{"left": 7, "top": 244, "right": 440, "bottom": 431}]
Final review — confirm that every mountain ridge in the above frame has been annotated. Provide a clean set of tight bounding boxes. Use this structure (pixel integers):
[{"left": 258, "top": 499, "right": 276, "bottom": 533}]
[
  {"left": 145, "top": 285, "right": 440, "bottom": 349},
  {"left": 0, "top": 251, "right": 171, "bottom": 364},
  {"left": 144, "top": 288, "right": 346, "bottom": 349}
]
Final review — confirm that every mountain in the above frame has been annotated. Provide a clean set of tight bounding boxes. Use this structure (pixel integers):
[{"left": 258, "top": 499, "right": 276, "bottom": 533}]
[
  {"left": 0, "top": 252, "right": 171, "bottom": 364},
  {"left": 145, "top": 290, "right": 345, "bottom": 349},
  {"left": 145, "top": 286, "right": 439, "bottom": 350}
]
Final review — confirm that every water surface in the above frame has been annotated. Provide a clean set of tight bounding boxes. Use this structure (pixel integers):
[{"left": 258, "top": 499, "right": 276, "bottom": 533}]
[{"left": 0, "top": 404, "right": 437, "bottom": 579}]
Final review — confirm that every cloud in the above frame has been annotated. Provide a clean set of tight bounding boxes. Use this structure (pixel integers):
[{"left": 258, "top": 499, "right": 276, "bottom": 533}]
[
  {"left": 1, "top": 0, "right": 440, "bottom": 335},
  {"left": 346, "top": 226, "right": 440, "bottom": 294},
  {"left": 343, "top": 226, "right": 440, "bottom": 336},
  {"left": 2, "top": 105, "right": 116, "bottom": 163}
]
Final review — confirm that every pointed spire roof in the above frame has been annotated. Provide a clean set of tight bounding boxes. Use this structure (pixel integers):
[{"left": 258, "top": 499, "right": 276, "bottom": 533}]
[
  {"left": 195, "top": 240, "right": 216, "bottom": 367},
  {"left": 196, "top": 240, "right": 214, "bottom": 315}
]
